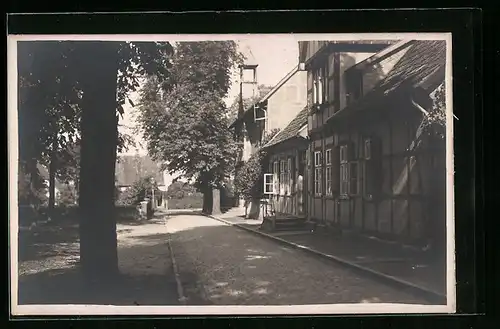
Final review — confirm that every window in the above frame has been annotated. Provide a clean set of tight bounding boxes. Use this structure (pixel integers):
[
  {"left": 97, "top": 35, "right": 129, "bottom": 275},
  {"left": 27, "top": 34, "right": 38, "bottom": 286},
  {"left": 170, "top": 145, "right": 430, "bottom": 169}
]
[
  {"left": 339, "top": 144, "right": 360, "bottom": 196},
  {"left": 287, "top": 158, "right": 293, "bottom": 194},
  {"left": 346, "top": 69, "right": 363, "bottom": 105},
  {"left": 364, "top": 138, "right": 372, "bottom": 160},
  {"left": 280, "top": 160, "right": 288, "bottom": 194},
  {"left": 325, "top": 166, "right": 332, "bottom": 196},
  {"left": 314, "top": 151, "right": 322, "bottom": 195},
  {"left": 340, "top": 164, "right": 349, "bottom": 196},
  {"left": 273, "top": 161, "right": 279, "bottom": 195},
  {"left": 349, "top": 162, "right": 360, "bottom": 195},
  {"left": 324, "top": 148, "right": 332, "bottom": 195},
  {"left": 312, "top": 67, "right": 327, "bottom": 105},
  {"left": 325, "top": 149, "right": 332, "bottom": 166},
  {"left": 264, "top": 174, "right": 274, "bottom": 194},
  {"left": 363, "top": 137, "right": 382, "bottom": 199},
  {"left": 314, "top": 150, "right": 322, "bottom": 167}
]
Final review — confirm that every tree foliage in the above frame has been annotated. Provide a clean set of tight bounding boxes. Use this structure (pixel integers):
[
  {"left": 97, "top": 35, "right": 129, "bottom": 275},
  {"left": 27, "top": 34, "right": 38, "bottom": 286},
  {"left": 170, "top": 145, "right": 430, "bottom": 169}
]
[
  {"left": 234, "top": 128, "right": 280, "bottom": 200},
  {"left": 17, "top": 41, "right": 143, "bottom": 202},
  {"left": 137, "top": 41, "right": 244, "bottom": 191},
  {"left": 17, "top": 40, "right": 175, "bottom": 279},
  {"left": 166, "top": 181, "right": 199, "bottom": 199},
  {"left": 424, "top": 82, "right": 446, "bottom": 139}
]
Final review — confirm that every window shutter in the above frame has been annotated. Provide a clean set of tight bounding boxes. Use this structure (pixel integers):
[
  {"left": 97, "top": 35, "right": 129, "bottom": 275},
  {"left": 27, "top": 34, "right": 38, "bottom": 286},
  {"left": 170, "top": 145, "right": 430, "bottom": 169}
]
[{"left": 331, "top": 146, "right": 340, "bottom": 195}]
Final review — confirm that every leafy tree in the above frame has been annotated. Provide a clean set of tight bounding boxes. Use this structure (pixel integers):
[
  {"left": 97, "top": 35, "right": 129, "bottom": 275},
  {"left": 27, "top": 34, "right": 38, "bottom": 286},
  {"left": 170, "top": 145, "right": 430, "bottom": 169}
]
[
  {"left": 424, "top": 82, "right": 446, "bottom": 139},
  {"left": 17, "top": 40, "right": 174, "bottom": 282},
  {"left": 18, "top": 41, "right": 82, "bottom": 215},
  {"left": 166, "top": 181, "right": 198, "bottom": 199},
  {"left": 234, "top": 128, "right": 280, "bottom": 202},
  {"left": 137, "top": 41, "right": 243, "bottom": 215}
]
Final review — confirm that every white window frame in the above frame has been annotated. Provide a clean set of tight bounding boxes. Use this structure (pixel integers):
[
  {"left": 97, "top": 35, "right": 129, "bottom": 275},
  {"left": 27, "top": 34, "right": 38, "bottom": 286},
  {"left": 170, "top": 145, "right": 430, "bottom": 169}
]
[
  {"left": 317, "top": 69, "right": 323, "bottom": 105},
  {"left": 340, "top": 163, "right": 349, "bottom": 196},
  {"left": 263, "top": 173, "right": 274, "bottom": 195},
  {"left": 340, "top": 145, "right": 348, "bottom": 163},
  {"left": 325, "top": 148, "right": 332, "bottom": 166},
  {"left": 312, "top": 70, "right": 319, "bottom": 104},
  {"left": 314, "top": 150, "right": 322, "bottom": 167},
  {"left": 364, "top": 138, "right": 372, "bottom": 160},
  {"left": 340, "top": 145, "right": 349, "bottom": 196},
  {"left": 325, "top": 148, "right": 332, "bottom": 195},
  {"left": 314, "top": 151, "right": 322, "bottom": 195},
  {"left": 272, "top": 161, "right": 279, "bottom": 195},
  {"left": 279, "top": 160, "right": 287, "bottom": 195},
  {"left": 325, "top": 166, "right": 332, "bottom": 196},
  {"left": 314, "top": 167, "right": 322, "bottom": 196}
]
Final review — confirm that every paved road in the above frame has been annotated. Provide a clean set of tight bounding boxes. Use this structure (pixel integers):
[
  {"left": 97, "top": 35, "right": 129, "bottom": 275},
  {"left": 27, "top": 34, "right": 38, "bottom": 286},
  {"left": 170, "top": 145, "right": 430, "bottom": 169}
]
[{"left": 165, "top": 214, "right": 430, "bottom": 305}]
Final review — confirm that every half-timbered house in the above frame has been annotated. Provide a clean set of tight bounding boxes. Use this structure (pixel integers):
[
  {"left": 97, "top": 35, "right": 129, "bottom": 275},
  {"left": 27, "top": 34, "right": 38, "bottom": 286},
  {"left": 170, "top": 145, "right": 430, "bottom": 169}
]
[
  {"left": 261, "top": 106, "right": 309, "bottom": 220},
  {"left": 300, "top": 39, "right": 448, "bottom": 246}
]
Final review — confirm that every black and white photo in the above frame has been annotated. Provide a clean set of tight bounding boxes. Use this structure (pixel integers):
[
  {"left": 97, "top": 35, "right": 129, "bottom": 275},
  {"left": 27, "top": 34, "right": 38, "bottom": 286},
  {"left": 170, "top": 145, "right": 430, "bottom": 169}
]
[{"left": 8, "top": 33, "right": 455, "bottom": 316}]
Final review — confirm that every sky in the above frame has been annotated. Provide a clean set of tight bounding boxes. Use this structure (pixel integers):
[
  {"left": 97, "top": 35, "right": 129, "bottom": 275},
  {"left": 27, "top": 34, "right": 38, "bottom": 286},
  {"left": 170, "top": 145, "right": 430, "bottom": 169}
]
[{"left": 118, "top": 35, "right": 299, "bottom": 156}]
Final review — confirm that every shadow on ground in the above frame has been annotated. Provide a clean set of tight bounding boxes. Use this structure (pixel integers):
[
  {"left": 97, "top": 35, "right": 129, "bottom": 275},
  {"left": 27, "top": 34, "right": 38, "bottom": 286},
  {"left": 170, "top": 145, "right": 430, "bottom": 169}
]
[
  {"left": 17, "top": 240, "right": 181, "bottom": 306},
  {"left": 18, "top": 220, "right": 80, "bottom": 263},
  {"left": 133, "top": 220, "right": 438, "bottom": 305}
]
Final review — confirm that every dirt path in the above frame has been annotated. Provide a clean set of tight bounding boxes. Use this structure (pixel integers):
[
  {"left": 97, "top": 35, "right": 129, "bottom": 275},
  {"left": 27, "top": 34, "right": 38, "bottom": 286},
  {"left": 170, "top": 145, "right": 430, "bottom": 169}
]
[{"left": 17, "top": 218, "right": 179, "bottom": 305}]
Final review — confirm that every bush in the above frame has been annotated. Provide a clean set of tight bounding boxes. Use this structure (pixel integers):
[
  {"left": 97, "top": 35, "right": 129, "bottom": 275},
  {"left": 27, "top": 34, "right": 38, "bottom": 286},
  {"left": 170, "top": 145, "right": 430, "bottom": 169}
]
[
  {"left": 18, "top": 165, "right": 47, "bottom": 207},
  {"left": 115, "top": 175, "right": 161, "bottom": 206},
  {"left": 234, "top": 150, "right": 267, "bottom": 201},
  {"left": 57, "top": 184, "right": 77, "bottom": 206},
  {"left": 167, "top": 196, "right": 203, "bottom": 209},
  {"left": 234, "top": 129, "right": 280, "bottom": 201}
]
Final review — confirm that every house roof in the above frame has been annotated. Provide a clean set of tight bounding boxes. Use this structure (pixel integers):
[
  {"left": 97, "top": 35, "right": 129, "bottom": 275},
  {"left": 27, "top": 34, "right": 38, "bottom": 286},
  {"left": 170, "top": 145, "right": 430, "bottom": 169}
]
[
  {"left": 263, "top": 106, "right": 309, "bottom": 149},
  {"left": 229, "top": 64, "right": 302, "bottom": 128},
  {"left": 328, "top": 40, "right": 446, "bottom": 122},
  {"left": 115, "top": 155, "right": 165, "bottom": 186}
]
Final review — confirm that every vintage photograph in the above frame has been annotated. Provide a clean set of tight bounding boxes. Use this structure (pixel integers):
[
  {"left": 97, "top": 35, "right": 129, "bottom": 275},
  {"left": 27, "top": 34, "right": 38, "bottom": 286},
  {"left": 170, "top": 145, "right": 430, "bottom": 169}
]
[{"left": 9, "top": 33, "right": 455, "bottom": 315}]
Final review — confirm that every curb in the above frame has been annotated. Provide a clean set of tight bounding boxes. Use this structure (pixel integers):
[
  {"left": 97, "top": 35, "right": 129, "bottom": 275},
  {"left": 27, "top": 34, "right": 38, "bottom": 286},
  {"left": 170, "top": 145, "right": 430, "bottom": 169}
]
[
  {"left": 205, "top": 214, "right": 446, "bottom": 305},
  {"left": 166, "top": 234, "right": 188, "bottom": 305}
]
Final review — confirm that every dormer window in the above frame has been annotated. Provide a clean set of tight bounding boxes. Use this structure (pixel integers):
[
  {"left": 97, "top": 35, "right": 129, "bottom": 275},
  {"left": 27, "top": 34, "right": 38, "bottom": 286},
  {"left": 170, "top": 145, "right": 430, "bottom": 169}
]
[
  {"left": 312, "top": 66, "right": 328, "bottom": 106},
  {"left": 346, "top": 69, "right": 363, "bottom": 105}
]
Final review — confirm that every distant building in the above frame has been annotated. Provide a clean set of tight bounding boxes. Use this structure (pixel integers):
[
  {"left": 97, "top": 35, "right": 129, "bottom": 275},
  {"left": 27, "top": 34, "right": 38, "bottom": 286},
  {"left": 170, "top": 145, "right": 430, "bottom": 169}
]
[{"left": 115, "top": 154, "right": 167, "bottom": 191}]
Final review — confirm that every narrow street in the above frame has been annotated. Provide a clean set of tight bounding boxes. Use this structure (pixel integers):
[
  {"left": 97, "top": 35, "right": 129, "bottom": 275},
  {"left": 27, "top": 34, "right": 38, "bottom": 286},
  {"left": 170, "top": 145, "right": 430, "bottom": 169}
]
[{"left": 165, "top": 213, "right": 430, "bottom": 305}]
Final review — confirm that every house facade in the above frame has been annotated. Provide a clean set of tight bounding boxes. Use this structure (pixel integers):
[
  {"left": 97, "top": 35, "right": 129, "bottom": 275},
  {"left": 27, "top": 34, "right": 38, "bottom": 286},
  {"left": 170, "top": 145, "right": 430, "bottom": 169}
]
[
  {"left": 262, "top": 107, "right": 309, "bottom": 218},
  {"left": 115, "top": 154, "right": 166, "bottom": 191},
  {"left": 294, "top": 39, "right": 447, "bottom": 245},
  {"left": 231, "top": 64, "right": 308, "bottom": 163}
]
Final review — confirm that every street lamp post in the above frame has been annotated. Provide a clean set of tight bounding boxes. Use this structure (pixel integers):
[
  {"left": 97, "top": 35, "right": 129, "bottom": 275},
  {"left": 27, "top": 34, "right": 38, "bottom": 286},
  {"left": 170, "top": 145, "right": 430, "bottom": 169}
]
[{"left": 150, "top": 177, "right": 155, "bottom": 210}]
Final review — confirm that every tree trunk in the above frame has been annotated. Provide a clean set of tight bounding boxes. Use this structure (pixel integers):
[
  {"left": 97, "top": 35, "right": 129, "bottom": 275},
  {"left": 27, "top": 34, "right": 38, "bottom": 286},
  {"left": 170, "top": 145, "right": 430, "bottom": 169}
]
[
  {"left": 48, "top": 142, "right": 57, "bottom": 216},
  {"left": 247, "top": 198, "right": 260, "bottom": 219},
  {"left": 202, "top": 187, "right": 212, "bottom": 214},
  {"left": 77, "top": 42, "right": 120, "bottom": 283},
  {"left": 211, "top": 188, "right": 221, "bottom": 215}
]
